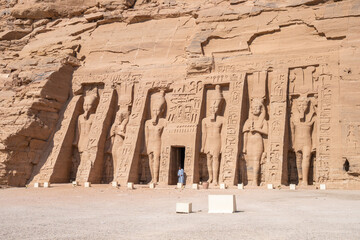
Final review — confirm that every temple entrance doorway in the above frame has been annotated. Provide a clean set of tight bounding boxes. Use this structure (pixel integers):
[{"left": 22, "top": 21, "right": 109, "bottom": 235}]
[{"left": 169, "top": 146, "right": 185, "bottom": 185}]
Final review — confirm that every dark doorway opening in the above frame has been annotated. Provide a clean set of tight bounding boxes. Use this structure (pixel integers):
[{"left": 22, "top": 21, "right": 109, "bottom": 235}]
[{"left": 169, "top": 146, "right": 185, "bottom": 185}]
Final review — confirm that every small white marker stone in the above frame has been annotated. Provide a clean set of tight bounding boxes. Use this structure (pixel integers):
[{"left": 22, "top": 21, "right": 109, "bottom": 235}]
[
  {"left": 84, "top": 182, "right": 91, "bottom": 188},
  {"left": 34, "top": 182, "right": 40, "bottom": 188},
  {"left": 149, "top": 183, "right": 155, "bottom": 189},
  {"left": 220, "top": 183, "right": 226, "bottom": 189},
  {"left": 290, "top": 184, "right": 296, "bottom": 190},
  {"left": 177, "top": 183, "right": 183, "bottom": 189},
  {"left": 43, "top": 182, "right": 50, "bottom": 188},
  {"left": 176, "top": 203, "right": 192, "bottom": 213},
  {"left": 267, "top": 184, "right": 274, "bottom": 189},
  {"left": 320, "top": 184, "right": 326, "bottom": 190},
  {"left": 72, "top": 181, "right": 78, "bottom": 186},
  {"left": 238, "top": 183, "right": 244, "bottom": 190},
  {"left": 127, "top": 182, "right": 134, "bottom": 189},
  {"left": 111, "top": 181, "right": 118, "bottom": 187},
  {"left": 192, "top": 184, "right": 199, "bottom": 190},
  {"left": 208, "top": 195, "right": 236, "bottom": 213}
]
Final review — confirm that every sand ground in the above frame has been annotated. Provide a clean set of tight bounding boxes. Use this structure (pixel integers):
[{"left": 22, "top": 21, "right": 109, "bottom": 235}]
[{"left": 0, "top": 184, "right": 359, "bottom": 240}]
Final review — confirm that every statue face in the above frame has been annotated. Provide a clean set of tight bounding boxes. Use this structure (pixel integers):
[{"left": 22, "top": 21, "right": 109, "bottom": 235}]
[
  {"left": 251, "top": 101, "right": 262, "bottom": 116},
  {"left": 209, "top": 99, "right": 221, "bottom": 115},
  {"left": 83, "top": 102, "right": 92, "bottom": 112},
  {"left": 296, "top": 97, "right": 310, "bottom": 119},
  {"left": 151, "top": 102, "right": 163, "bottom": 124}
]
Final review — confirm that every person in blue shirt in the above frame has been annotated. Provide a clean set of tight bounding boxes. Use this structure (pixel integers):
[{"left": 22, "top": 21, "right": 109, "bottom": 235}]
[{"left": 177, "top": 167, "right": 185, "bottom": 184}]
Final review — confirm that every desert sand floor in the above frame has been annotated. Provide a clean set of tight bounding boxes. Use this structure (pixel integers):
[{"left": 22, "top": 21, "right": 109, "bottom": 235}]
[{"left": 0, "top": 184, "right": 359, "bottom": 240}]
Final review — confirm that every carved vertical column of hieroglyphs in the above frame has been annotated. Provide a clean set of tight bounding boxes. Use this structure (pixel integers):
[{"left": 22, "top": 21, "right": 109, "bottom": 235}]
[
  {"left": 30, "top": 95, "right": 82, "bottom": 184},
  {"left": 266, "top": 70, "right": 288, "bottom": 185},
  {"left": 115, "top": 83, "right": 149, "bottom": 185},
  {"left": 76, "top": 89, "right": 115, "bottom": 183},
  {"left": 316, "top": 65, "right": 332, "bottom": 183},
  {"left": 219, "top": 73, "right": 245, "bottom": 185}
]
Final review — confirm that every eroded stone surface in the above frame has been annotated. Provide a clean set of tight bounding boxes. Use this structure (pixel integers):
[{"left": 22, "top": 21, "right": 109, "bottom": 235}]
[{"left": 0, "top": 0, "right": 360, "bottom": 188}]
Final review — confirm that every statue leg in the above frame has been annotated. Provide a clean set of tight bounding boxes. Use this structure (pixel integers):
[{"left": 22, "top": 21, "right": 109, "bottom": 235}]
[
  {"left": 148, "top": 153, "right": 154, "bottom": 183},
  {"left": 207, "top": 153, "right": 213, "bottom": 183},
  {"left": 213, "top": 155, "right": 220, "bottom": 186},
  {"left": 295, "top": 151, "right": 303, "bottom": 185},
  {"left": 153, "top": 152, "right": 160, "bottom": 184},
  {"left": 302, "top": 146, "right": 311, "bottom": 185},
  {"left": 253, "top": 157, "right": 261, "bottom": 186}
]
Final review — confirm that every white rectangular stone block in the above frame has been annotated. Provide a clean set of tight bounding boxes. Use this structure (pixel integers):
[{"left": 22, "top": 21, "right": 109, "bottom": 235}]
[
  {"left": 176, "top": 203, "right": 192, "bottom": 214},
  {"left": 290, "top": 184, "right": 296, "bottom": 190},
  {"left": 72, "top": 181, "right": 78, "bottom": 186},
  {"left": 220, "top": 183, "right": 226, "bottom": 189},
  {"left": 320, "top": 184, "right": 326, "bottom": 190},
  {"left": 150, "top": 183, "right": 155, "bottom": 189},
  {"left": 267, "top": 184, "right": 274, "bottom": 189},
  {"left": 192, "top": 184, "right": 198, "bottom": 190},
  {"left": 208, "top": 195, "right": 236, "bottom": 213},
  {"left": 84, "top": 182, "right": 91, "bottom": 188},
  {"left": 34, "top": 182, "right": 40, "bottom": 188},
  {"left": 43, "top": 182, "right": 50, "bottom": 188},
  {"left": 111, "top": 181, "right": 118, "bottom": 187},
  {"left": 127, "top": 182, "right": 134, "bottom": 189},
  {"left": 177, "top": 183, "right": 183, "bottom": 189},
  {"left": 238, "top": 184, "right": 244, "bottom": 190}
]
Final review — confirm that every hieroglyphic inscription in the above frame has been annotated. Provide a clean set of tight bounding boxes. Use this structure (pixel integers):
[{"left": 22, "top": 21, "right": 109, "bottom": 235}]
[
  {"left": 219, "top": 73, "right": 244, "bottom": 185},
  {"left": 316, "top": 83, "right": 332, "bottom": 183},
  {"left": 266, "top": 70, "right": 288, "bottom": 184}
]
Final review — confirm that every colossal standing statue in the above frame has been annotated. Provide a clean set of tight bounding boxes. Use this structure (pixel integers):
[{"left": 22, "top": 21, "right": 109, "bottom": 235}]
[
  {"left": 290, "top": 95, "right": 316, "bottom": 185},
  {"left": 201, "top": 85, "right": 225, "bottom": 186},
  {"left": 145, "top": 90, "right": 167, "bottom": 184},
  {"left": 243, "top": 98, "right": 268, "bottom": 186},
  {"left": 72, "top": 94, "right": 98, "bottom": 176},
  {"left": 108, "top": 105, "right": 131, "bottom": 177}
]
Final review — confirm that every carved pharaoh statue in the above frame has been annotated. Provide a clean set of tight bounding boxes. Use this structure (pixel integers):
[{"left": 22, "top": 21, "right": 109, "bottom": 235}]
[
  {"left": 242, "top": 98, "right": 268, "bottom": 186},
  {"left": 108, "top": 104, "right": 131, "bottom": 177},
  {"left": 145, "top": 90, "right": 167, "bottom": 184},
  {"left": 201, "top": 85, "right": 225, "bottom": 186},
  {"left": 72, "top": 94, "right": 98, "bottom": 176},
  {"left": 290, "top": 95, "right": 317, "bottom": 186}
]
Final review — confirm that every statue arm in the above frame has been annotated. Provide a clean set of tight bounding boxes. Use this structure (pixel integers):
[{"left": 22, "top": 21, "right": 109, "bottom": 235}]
[
  {"left": 311, "top": 119, "right": 317, "bottom": 152},
  {"left": 144, "top": 122, "right": 149, "bottom": 151},
  {"left": 119, "top": 116, "right": 129, "bottom": 137},
  {"left": 290, "top": 120, "right": 295, "bottom": 148},
  {"left": 201, "top": 119, "right": 206, "bottom": 153},
  {"left": 242, "top": 120, "right": 249, "bottom": 153},
  {"left": 255, "top": 120, "right": 268, "bottom": 136},
  {"left": 73, "top": 118, "right": 80, "bottom": 146},
  {"left": 243, "top": 132, "right": 248, "bottom": 154},
  {"left": 220, "top": 117, "right": 226, "bottom": 154}
]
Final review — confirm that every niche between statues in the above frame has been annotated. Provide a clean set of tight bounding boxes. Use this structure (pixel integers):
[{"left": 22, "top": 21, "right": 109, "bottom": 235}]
[
  {"left": 239, "top": 71, "right": 271, "bottom": 186},
  {"left": 70, "top": 83, "right": 104, "bottom": 182},
  {"left": 199, "top": 84, "right": 229, "bottom": 185},
  {"left": 102, "top": 83, "right": 134, "bottom": 183},
  {"left": 287, "top": 66, "right": 318, "bottom": 186}
]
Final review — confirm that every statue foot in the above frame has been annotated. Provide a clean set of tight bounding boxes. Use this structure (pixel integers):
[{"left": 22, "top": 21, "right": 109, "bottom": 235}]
[
  {"left": 209, "top": 178, "right": 213, "bottom": 183},
  {"left": 299, "top": 181, "right": 308, "bottom": 186}
]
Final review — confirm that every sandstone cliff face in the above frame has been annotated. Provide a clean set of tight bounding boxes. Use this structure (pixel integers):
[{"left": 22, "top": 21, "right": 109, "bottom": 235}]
[{"left": 0, "top": 0, "right": 359, "bottom": 187}]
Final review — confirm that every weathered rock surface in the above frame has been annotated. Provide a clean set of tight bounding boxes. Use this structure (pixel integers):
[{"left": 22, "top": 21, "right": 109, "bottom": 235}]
[{"left": 0, "top": 0, "right": 359, "bottom": 188}]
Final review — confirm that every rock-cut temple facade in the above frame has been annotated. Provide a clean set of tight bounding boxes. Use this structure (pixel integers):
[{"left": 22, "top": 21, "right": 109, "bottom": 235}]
[{"left": 0, "top": 0, "right": 360, "bottom": 188}]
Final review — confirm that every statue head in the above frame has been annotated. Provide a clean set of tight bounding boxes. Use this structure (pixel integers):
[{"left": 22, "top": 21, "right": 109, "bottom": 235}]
[
  {"left": 209, "top": 85, "right": 224, "bottom": 120},
  {"left": 83, "top": 95, "right": 97, "bottom": 119},
  {"left": 250, "top": 98, "right": 264, "bottom": 117},
  {"left": 296, "top": 95, "right": 310, "bottom": 120},
  {"left": 151, "top": 90, "right": 166, "bottom": 125}
]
